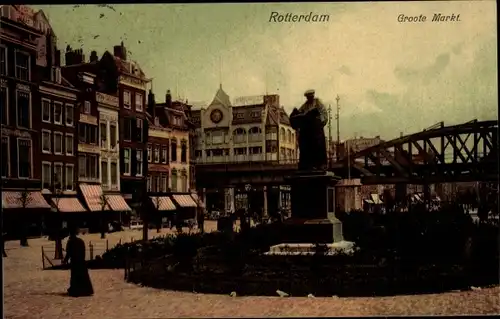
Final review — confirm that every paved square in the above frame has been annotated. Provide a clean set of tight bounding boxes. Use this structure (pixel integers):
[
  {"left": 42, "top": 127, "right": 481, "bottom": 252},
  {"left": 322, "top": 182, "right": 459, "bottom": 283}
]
[{"left": 3, "top": 222, "right": 499, "bottom": 318}]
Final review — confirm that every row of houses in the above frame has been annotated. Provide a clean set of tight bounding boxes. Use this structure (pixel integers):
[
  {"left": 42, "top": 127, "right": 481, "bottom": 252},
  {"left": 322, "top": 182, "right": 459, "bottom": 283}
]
[{"left": 1, "top": 5, "right": 200, "bottom": 237}]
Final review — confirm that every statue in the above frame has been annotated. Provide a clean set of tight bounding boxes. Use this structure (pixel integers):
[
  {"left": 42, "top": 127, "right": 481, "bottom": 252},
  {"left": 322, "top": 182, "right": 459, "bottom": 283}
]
[{"left": 290, "top": 89, "right": 328, "bottom": 171}]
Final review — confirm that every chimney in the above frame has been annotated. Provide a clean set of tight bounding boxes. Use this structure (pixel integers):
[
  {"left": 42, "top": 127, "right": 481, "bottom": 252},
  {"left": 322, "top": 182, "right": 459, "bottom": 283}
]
[
  {"left": 55, "top": 49, "right": 61, "bottom": 67},
  {"left": 166, "top": 89, "right": 172, "bottom": 108},
  {"left": 147, "top": 89, "right": 156, "bottom": 118},
  {"left": 65, "top": 45, "right": 73, "bottom": 66},
  {"left": 113, "top": 41, "right": 127, "bottom": 60},
  {"left": 89, "top": 50, "right": 98, "bottom": 63}
]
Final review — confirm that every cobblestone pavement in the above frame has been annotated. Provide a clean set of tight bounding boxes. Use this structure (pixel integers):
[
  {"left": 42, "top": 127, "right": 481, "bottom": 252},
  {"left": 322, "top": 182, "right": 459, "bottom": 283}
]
[{"left": 3, "top": 222, "right": 500, "bottom": 318}]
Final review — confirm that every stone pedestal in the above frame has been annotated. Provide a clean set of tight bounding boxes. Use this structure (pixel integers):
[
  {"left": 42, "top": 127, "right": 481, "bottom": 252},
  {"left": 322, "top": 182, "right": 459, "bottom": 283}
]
[{"left": 282, "top": 171, "right": 343, "bottom": 244}]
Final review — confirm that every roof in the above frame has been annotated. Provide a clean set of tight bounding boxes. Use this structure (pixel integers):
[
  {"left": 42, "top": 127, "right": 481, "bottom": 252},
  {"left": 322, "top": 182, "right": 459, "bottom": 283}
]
[
  {"left": 209, "top": 84, "right": 231, "bottom": 108},
  {"left": 112, "top": 55, "right": 146, "bottom": 78},
  {"left": 266, "top": 106, "right": 291, "bottom": 126}
]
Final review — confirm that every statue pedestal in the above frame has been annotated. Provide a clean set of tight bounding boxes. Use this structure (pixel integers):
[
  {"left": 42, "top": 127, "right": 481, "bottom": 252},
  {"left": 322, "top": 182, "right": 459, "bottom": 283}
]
[{"left": 282, "top": 171, "right": 343, "bottom": 244}]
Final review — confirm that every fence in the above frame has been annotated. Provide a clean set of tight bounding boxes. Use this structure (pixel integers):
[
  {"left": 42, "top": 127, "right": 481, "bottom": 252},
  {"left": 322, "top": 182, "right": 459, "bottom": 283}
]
[{"left": 41, "top": 236, "right": 138, "bottom": 270}]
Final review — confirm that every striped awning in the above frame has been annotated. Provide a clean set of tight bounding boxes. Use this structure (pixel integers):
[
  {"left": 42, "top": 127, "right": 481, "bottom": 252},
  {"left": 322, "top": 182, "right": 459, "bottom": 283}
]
[
  {"left": 190, "top": 193, "right": 205, "bottom": 208},
  {"left": 172, "top": 194, "right": 198, "bottom": 208},
  {"left": 79, "top": 184, "right": 110, "bottom": 211},
  {"left": 2, "top": 191, "right": 51, "bottom": 209},
  {"left": 106, "top": 195, "right": 132, "bottom": 212},
  {"left": 51, "top": 197, "right": 87, "bottom": 213},
  {"left": 150, "top": 196, "right": 176, "bottom": 211}
]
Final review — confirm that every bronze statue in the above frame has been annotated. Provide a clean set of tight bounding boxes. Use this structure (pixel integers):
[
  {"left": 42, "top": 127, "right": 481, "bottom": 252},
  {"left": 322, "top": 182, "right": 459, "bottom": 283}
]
[{"left": 290, "top": 89, "right": 328, "bottom": 171}]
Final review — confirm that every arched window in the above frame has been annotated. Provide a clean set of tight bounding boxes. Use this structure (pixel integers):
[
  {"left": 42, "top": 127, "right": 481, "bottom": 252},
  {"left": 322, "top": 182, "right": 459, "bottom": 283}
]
[
  {"left": 249, "top": 126, "right": 262, "bottom": 142},
  {"left": 287, "top": 129, "right": 292, "bottom": 143},
  {"left": 280, "top": 127, "right": 285, "bottom": 141},
  {"left": 171, "top": 169, "right": 178, "bottom": 192},
  {"left": 170, "top": 138, "right": 178, "bottom": 162},
  {"left": 181, "top": 169, "right": 188, "bottom": 192},
  {"left": 233, "top": 128, "right": 246, "bottom": 144},
  {"left": 181, "top": 139, "right": 187, "bottom": 163}
]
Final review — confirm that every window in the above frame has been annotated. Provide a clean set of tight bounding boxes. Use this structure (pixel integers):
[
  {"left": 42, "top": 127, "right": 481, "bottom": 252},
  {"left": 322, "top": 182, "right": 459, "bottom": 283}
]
[
  {"left": 100, "top": 122, "right": 107, "bottom": 148},
  {"left": 101, "top": 160, "right": 108, "bottom": 187},
  {"left": 147, "top": 144, "right": 152, "bottom": 162},
  {"left": 171, "top": 139, "right": 177, "bottom": 162},
  {"left": 2, "top": 137, "right": 9, "bottom": 177},
  {"left": 154, "top": 145, "right": 160, "bottom": 163},
  {"left": 111, "top": 162, "right": 118, "bottom": 186},
  {"left": 42, "top": 99, "right": 51, "bottom": 123},
  {"left": 173, "top": 116, "right": 182, "bottom": 126},
  {"left": 88, "top": 155, "right": 98, "bottom": 179},
  {"left": 161, "top": 173, "right": 167, "bottom": 193},
  {"left": 15, "top": 51, "right": 29, "bottom": 81},
  {"left": 52, "top": 67, "right": 62, "bottom": 84},
  {"left": 78, "top": 155, "right": 86, "bottom": 177},
  {"left": 0, "top": 46, "right": 6, "bottom": 76},
  {"left": 54, "top": 132, "right": 63, "bottom": 155},
  {"left": 123, "top": 118, "right": 132, "bottom": 141},
  {"left": 65, "top": 104, "right": 74, "bottom": 126},
  {"left": 54, "top": 163, "right": 63, "bottom": 189},
  {"left": 53, "top": 102, "right": 63, "bottom": 124},
  {"left": 161, "top": 146, "right": 167, "bottom": 164},
  {"left": 16, "top": 90, "right": 30, "bottom": 128},
  {"left": 0, "top": 86, "right": 7, "bottom": 125},
  {"left": 110, "top": 122, "right": 117, "bottom": 149},
  {"left": 84, "top": 101, "right": 91, "bottom": 114},
  {"left": 41, "top": 130, "right": 51, "bottom": 153},
  {"left": 65, "top": 134, "right": 74, "bottom": 155},
  {"left": 65, "top": 164, "right": 74, "bottom": 190},
  {"left": 78, "top": 123, "right": 86, "bottom": 143},
  {"left": 136, "top": 118, "right": 143, "bottom": 142},
  {"left": 171, "top": 169, "right": 178, "bottom": 192},
  {"left": 236, "top": 113, "right": 244, "bottom": 119},
  {"left": 155, "top": 176, "right": 160, "bottom": 192},
  {"left": 123, "top": 91, "right": 131, "bottom": 108},
  {"left": 147, "top": 175, "right": 152, "bottom": 192},
  {"left": 181, "top": 141, "right": 187, "bottom": 163},
  {"left": 89, "top": 125, "right": 97, "bottom": 145},
  {"left": 251, "top": 111, "right": 260, "bottom": 118},
  {"left": 123, "top": 148, "right": 131, "bottom": 175},
  {"left": 136, "top": 149, "right": 143, "bottom": 176},
  {"left": 152, "top": 174, "right": 158, "bottom": 192},
  {"left": 17, "top": 138, "right": 32, "bottom": 179},
  {"left": 154, "top": 117, "right": 160, "bottom": 126},
  {"left": 42, "top": 162, "right": 51, "bottom": 189},
  {"left": 135, "top": 93, "right": 143, "bottom": 111},
  {"left": 181, "top": 171, "right": 188, "bottom": 192}
]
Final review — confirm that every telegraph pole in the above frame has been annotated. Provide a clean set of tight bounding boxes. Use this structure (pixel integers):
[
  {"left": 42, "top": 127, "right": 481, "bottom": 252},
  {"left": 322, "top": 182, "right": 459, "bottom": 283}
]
[
  {"left": 328, "top": 104, "right": 332, "bottom": 164},
  {"left": 335, "top": 95, "right": 340, "bottom": 160}
]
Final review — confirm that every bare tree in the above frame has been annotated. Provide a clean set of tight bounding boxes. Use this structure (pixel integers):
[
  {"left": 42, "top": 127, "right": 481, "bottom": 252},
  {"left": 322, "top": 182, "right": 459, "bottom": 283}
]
[
  {"left": 17, "top": 186, "right": 33, "bottom": 247},
  {"left": 99, "top": 194, "right": 109, "bottom": 239}
]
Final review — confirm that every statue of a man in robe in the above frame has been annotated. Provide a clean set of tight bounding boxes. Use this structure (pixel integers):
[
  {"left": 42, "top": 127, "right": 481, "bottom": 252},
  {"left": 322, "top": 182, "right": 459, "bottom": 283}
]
[{"left": 290, "top": 89, "right": 328, "bottom": 171}]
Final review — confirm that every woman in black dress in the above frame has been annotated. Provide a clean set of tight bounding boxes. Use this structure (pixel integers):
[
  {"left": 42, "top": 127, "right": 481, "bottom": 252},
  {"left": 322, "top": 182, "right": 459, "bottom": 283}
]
[{"left": 63, "top": 227, "right": 94, "bottom": 297}]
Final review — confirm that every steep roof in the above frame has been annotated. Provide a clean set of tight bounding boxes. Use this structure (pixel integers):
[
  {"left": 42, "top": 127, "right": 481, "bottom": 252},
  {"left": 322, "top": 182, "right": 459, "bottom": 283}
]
[
  {"left": 208, "top": 84, "right": 231, "bottom": 108},
  {"left": 112, "top": 55, "right": 146, "bottom": 78}
]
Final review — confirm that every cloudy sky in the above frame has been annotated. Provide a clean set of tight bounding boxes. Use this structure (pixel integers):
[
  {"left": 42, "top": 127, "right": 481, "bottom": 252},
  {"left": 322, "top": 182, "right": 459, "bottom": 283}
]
[{"left": 34, "top": 1, "right": 497, "bottom": 140}]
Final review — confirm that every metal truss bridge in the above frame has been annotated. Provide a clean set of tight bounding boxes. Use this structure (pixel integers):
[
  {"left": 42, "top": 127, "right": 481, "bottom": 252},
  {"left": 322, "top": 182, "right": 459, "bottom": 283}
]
[{"left": 195, "top": 119, "right": 498, "bottom": 187}]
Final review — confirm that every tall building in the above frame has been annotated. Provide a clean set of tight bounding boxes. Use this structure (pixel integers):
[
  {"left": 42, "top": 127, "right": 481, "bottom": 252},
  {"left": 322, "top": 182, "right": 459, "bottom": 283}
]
[
  {"left": 191, "top": 86, "right": 297, "bottom": 164},
  {"left": 191, "top": 86, "right": 296, "bottom": 213}
]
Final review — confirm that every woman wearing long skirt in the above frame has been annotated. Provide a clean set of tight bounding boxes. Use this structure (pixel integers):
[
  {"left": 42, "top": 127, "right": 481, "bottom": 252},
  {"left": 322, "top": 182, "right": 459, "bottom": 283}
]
[{"left": 63, "top": 227, "right": 94, "bottom": 297}]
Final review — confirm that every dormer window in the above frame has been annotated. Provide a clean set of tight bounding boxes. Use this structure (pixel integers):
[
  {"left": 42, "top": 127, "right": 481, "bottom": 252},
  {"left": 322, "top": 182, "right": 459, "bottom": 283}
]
[
  {"left": 52, "top": 67, "right": 62, "bottom": 84},
  {"left": 154, "top": 117, "right": 160, "bottom": 126},
  {"left": 236, "top": 113, "right": 244, "bottom": 119},
  {"left": 251, "top": 111, "right": 260, "bottom": 118},
  {"left": 173, "top": 116, "right": 182, "bottom": 126}
]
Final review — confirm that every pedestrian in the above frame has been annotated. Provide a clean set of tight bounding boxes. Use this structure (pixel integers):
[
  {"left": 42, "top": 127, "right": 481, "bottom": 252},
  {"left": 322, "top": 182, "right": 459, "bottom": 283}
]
[{"left": 63, "top": 226, "right": 94, "bottom": 297}]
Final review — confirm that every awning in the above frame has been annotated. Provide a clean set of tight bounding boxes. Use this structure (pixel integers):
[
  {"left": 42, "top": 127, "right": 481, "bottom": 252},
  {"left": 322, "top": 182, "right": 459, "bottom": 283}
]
[
  {"left": 190, "top": 193, "right": 205, "bottom": 208},
  {"left": 79, "top": 184, "right": 110, "bottom": 211},
  {"left": 51, "top": 197, "right": 87, "bottom": 213},
  {"left": 106, "top": 195, "right": 132, "bottom": 211},
  {"left": 2, "top": 191, "right": 51, "bottom": 209},
  {"left": 172, "top": 194, "right": 198, "bottom": 208},
  {"left": 150, "top": 196, "right": 176, "bottom": 211},
  {"left": 364, "top": 199, "right": 374, "bottom": 204}
]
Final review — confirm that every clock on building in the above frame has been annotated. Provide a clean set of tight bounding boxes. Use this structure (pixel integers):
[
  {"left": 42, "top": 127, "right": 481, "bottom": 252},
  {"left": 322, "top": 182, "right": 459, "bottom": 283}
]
[{"left": 210, "top": 109, "right": 223, "bottom": 124}]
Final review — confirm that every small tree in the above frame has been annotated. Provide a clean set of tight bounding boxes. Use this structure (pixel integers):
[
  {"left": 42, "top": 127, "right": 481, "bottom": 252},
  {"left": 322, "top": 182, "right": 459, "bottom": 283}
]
[
  {"left": 99, "top": 194, "right": 109, "bottom": 239},
  {"left": 18, "top": 186, "right": 33, "bottom": 247}
]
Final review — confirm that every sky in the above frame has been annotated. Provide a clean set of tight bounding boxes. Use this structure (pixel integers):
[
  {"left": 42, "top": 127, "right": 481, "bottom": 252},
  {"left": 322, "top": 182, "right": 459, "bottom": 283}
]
[{"left": 33, "top": 1, "right": 497, "bottom": 140}]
